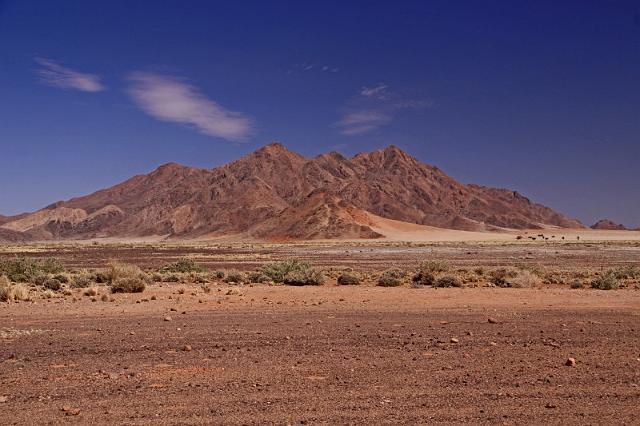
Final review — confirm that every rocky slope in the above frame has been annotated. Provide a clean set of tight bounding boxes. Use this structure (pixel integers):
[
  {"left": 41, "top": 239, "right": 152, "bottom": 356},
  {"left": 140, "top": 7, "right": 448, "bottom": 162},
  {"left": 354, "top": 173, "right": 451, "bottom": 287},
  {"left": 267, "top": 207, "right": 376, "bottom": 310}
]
[
  {"left": 0, "top": 143, "right": 584, "bottom": 241},
  {"left": 591, "top": 219, "right": 627, "bottom": 231}
]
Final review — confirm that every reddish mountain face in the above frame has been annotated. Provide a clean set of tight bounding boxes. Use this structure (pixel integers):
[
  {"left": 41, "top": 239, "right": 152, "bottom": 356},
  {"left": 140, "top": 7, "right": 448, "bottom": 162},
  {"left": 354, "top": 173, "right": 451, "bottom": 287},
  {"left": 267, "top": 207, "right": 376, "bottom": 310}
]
[
  {"left": 591, "top": 219, "right": 627, "bottom": 230},
  {"left": 0, "top": 143, "right": 584, "bottom": 241}
]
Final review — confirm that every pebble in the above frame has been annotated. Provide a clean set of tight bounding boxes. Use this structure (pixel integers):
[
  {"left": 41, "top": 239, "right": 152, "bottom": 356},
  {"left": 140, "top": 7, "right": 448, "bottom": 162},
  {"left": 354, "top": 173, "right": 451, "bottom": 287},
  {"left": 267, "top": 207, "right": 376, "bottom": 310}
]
[
  {"left": 182, "top": 344, "right": 192, "bottom": 352},
  {"left": 488, "top": 318, "right": 499, "bottom": 324},
  {"left": 450, "top": 338, "right": 459, "bottom": 344},
  {"left": 164, "top": 316, "right": 172, "bottom": 322},
  {"left": 0, "top": 396, "right": 7, "bottom": 403},
  {"left": 565, "top": 357, "right": 576, "bottom": 367}
]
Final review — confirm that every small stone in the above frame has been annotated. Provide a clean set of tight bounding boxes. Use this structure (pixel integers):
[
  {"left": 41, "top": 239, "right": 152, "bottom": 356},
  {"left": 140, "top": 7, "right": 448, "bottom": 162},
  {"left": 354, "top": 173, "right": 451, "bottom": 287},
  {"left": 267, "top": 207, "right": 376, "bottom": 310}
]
[
  {"left": 545, "top": 402, "right": 557, "bottom": 409},
  {"left": 450, "top": 338, "right": 459, "bottom": 344},
  {"left": 129, "top": 331, "right": 135, "bottom": 335},
  {"left": 170, "top": 307, "right": 177, "bottom": 311},
  {"left": 489, "top": 342, "right": 497, "bottom": 346},
  {"left": 164, "top": 316, "right": 172, "bottom": 322},
  {"left": 565, "top": 357, "right": 576, "bottom": 367},
  {"left": 488, "top": 318, "right": 499, "bottom": 324},
  {"left": 182, "top": 344, "right": 192, "bottom": 352},
  {"left": 0, "top": 396, "right": 7, "bottom": 403}
]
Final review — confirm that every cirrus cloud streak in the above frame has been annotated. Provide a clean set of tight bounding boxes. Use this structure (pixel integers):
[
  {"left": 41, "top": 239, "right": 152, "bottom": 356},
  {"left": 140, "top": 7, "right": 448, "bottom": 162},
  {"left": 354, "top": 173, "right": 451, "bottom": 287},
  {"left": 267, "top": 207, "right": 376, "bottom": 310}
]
[
  {"left": 34, "top": 57, "right": 105, "bottom": 92},
  {"left": 126, "top": 72, "right": 253, "bottom": 141}
]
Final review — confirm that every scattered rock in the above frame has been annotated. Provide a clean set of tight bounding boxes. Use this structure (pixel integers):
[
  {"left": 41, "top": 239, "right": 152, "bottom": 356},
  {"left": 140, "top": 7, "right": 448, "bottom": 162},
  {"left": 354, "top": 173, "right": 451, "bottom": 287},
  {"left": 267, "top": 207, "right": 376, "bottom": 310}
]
[
  {"left": 164, "top": 316, "right": 172, "bottom": 322},
  {"left": 545, "top": 402, "right": 557, "bottom": 409},
  {"left": 488, "top": 318, "right": 499, "bottom": 324},
  {"left": 450, "top": 337, "right": 459, "bottom": 344},
  {"left": 0, "top": 395, "right": 7, "bottom": 403},
  {"left": 565, "top": 357, "right": 576, "bottom": 367},
  {"left": 182, "top": 344, "right": 192, "bottom": 352},
  {"left": 61, "top": 405, "right": 81, "bottom": 415}
]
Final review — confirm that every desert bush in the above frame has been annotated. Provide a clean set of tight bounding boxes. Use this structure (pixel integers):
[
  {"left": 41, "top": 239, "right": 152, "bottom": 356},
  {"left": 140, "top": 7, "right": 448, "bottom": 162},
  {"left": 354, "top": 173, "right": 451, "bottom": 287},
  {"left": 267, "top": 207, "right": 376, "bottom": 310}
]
[
  {"left": 0, "top": 257, "right": 64, "bottom": 282},
  {"left": 163, "top": 274, "right": 181, "bottom": 283},
  {"left": 224, "top": 271, "right": 245, "bottom": 284},
  {"left": 262, "top": 259, "right": 324, "bottom": 285},
  {"left": 72, "top": 275, "right": 93, "bottom": 288},
  {"left": 489, "top": 268, "right": 518, "bottom": 287},
  {"left": 378, "top": 270, "right": 404, "bottom": 287},
  {"left": 151, "top": 272, "right": 163, "bottom": 282},
  {"left": 509, "top": 270, "right": 542, "bottom": 288},
  {"left": 0, "top": 277, "right": 30, "bottom": 302},
  {"left": 418, "top": 260, "right": 450, "bottom": 274},
  {"left": 43, "top": 278, "right": 62, "bottom": 291},
  {"left": 93, "top": 272, "right": 109, "bottom": 283},
  {"left": 337, "top": 273, "right": 360, "bottom": 285},
  {"left": 411, "top": 270, "right": 435, "bottom": 287},
  {"left": 248, "top": 272, "right": 270, "bottom": 283},
  {"left": 110, "top": 277, "right": 146, "bottom": 293},
  {"left": 591, "top": 271, "right": 619, "bottom": 290},
  {"left": 53, "top": 273, "right": 69, "bottom": 284},
  {"left": 434, "top": 275, "right": 463, "bottom": 288},
  {"left": 614, "top": 266, "right": 640, "bottom": 280},
  {"left": 105, "top": 262, "right": 147, "bottom": 284},
  {"left": 0, "top": 276, "right": 11, "bottom": 302},
  {"left": 283, "top": 269, "right": 325, "bottom": 286},
  {"left": 262, "top": 259, "right": 309, "bottom": 283},
  {"left": 570, "top": 280, "right": 584, "bottom": 289},
  {"left": 160, "top": 257, "right": 204, "bottom": 273},
  {"left": 214, "top": 270, "right": 225, "bottom": 279}
]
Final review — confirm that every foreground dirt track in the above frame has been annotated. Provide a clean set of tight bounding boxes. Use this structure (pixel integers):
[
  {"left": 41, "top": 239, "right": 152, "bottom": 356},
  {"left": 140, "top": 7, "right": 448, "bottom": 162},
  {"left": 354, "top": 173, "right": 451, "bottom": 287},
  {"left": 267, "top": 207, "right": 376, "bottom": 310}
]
[{"left": 2, "top": 286, "right": 639, "bottom": 425}]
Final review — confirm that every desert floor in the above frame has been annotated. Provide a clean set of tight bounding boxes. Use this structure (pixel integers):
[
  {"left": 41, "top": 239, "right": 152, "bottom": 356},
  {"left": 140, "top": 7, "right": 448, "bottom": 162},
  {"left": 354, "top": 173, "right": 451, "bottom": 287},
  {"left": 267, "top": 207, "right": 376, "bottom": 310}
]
[{"left": 1, "top": 239, "right": 640, "bottom": 425}]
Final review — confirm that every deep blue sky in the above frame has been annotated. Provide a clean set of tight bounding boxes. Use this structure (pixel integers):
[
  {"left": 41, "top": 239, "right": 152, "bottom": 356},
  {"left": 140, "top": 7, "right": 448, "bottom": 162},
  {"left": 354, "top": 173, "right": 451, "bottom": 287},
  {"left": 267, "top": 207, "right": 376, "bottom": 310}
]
[{"left": 1, "top": 1, "right": 639, "bottom": 227}]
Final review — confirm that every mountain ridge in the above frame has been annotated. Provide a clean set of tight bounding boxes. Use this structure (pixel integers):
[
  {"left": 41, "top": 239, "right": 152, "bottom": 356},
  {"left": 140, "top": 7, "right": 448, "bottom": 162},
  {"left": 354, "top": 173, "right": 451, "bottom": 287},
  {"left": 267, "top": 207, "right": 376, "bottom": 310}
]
[{"left": 0, "top": 142, "right": 585, "bottom": 241}]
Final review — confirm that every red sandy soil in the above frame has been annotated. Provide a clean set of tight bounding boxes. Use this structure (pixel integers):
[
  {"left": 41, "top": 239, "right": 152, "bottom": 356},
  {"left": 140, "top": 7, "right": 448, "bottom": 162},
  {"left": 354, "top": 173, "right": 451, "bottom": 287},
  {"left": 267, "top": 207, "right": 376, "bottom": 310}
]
[{"left": 1, "top": 285, "right": 639, "bottom": 425}]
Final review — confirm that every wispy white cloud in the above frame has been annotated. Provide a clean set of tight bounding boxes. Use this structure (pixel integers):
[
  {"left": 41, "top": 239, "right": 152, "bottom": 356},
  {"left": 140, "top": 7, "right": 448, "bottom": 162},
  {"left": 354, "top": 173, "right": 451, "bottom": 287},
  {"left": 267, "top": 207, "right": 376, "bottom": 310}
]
[
  {"left": 126, "top": 72, "right": 253, "bottom": 141},
  {"left": 34, "top": 57, "right": 105, "bottom": 92},
  {"left": 336, "top": 83, "right": 431, "bottom": 136},
  {"left": 287, "top": 62, "right": 340, "bottom": 75},
  {"left": 336, "top": 111, "right": 392, "bottom": 135}
]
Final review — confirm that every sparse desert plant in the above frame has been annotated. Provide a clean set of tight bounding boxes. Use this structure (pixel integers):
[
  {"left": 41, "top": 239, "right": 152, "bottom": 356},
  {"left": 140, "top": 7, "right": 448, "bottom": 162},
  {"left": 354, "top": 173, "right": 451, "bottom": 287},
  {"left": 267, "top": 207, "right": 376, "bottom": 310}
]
[
  {"left": 163, "top": 274, "right": 181, "bottom": 283},
  {"left": 411, "top": 270, "right": 435, "bottom": 287},
  {"left": 106, "top": 261, "right": 143, "bottom": 283},
  {"left": 434, "top": 275, "right": 463, "bottom": 288},
  {"left": 509, "top": 270, "right": 542, "bottom": 288},
  {"left": 224, "top": 271, "right": 245, "bottom": 284},
  {"left": 160, "top": 257, "right": 204, "bottom": 273},
  {"left": 0, "top": 257, "right": 64, "bottom": 282},
  {"left": 110, "top": 277, "right": 146, "bottom": 293},
  {"left": 378, "top": 270, "right": 404, "bottom": 287},
  {"left": 10, "top": 283, "right": 30, "bottom": 301},
  {"left": 53, "top": 273, "right": 69, "bottom": 284},
  {"left": 43, "top": 278, "right": 62, "bottom": 291},
  {"left": 570, "top": 280, "right": 584, "bottom": 289},
  {"left": 614, "top": 266, "right": 640, "bottom": 280},
  {"left": 489, "top": 268, "right": 518, "bottom": 287},
  {"left": 247, "top": 272, "right": 270, "bottom": 283},
  {"left": 283, "top": 269, "right": 325, "bottom": 286},
  {"left": 151, "top": 272, "right": 163, "bottom": 282},
  {"left": 591, "top": 271, "right": 619, "bottom": 290},
  {"left": 0, "top": 275, "right": 11, "bottom": 302},
  {"left": 262, "top": 259, "right": 310, "bottom": 283},
  {"left": 418, "top": 260, "right": 450, "bottom": 275},
  {"left": 337, "top": 273, "right": 360, "bottom": 285},
  {"left": 93, "top": 272, "right": 109, "bottom": 284},
  {"left": 72, "top": 275, "right": 93, "bottom": 288},
  {"left": 214, "top": 270, "right": 225, "bottom": 279}
]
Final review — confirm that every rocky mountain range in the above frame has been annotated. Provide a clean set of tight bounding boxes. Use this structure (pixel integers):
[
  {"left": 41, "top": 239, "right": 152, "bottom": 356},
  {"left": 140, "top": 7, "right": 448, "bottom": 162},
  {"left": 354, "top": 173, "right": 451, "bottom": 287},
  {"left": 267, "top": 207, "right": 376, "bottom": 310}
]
[{"left": 0, "top": 143, "right": 585, "bottom": 241}]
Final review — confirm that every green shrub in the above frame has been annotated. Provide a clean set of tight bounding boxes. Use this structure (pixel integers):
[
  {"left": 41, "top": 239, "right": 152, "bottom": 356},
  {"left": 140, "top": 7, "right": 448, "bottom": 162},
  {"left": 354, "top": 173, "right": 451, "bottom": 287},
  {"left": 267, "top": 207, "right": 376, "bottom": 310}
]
[
  {"left": 72, "top": 275, "right": 93, "bottom": 288},
  {"left": 224, "top": 271, "right": 245, "bottom": 284},
  {"left": 283, "top": 269, "right": 325, "bottom": 286},
  {"left": 411, "top": 270, "right": 435, "bottom": 287},
  {"left": 248, "top": 272, "right": 270, "bottom": 283},
  {"left": 434, "top": 275, "right": 462, "bottom": 288},
  {"left": 262, "top": 259, "right": 310, "bottom": 283},
  {"left": 614, "top": 266, "right": 640, "bottom": 280},
  {"left": 110, "top": 277, "right": 146, "bottom": 293},
  {"left": 0, "top": 257, "right": 64, "bottom": 282},
  {"left": 160, "top": 258, "right": 204, "bottom": 273},
  {"left": 591, "top": 271, "right": 619, "bottom": 290},
  {"left": 53, "top": 273, "right": 69, "bottom": 284},
  {"left": 489, "top": 268, "right": 518, "bottom": 287},
  {"left": 378, "top": 270, "right": 404, "bottom": 287},
  {"left": 418, "top": 260, "right": 450, "bottom": 274},
  {"left": 337, "top": 273, "right": 360, "bottom": 285},
  {"left": 43, "top": 278, "right": 62, "bottom": 291},
  {"left": 570, "top": 280, "right": 583, "bottom": 289}
]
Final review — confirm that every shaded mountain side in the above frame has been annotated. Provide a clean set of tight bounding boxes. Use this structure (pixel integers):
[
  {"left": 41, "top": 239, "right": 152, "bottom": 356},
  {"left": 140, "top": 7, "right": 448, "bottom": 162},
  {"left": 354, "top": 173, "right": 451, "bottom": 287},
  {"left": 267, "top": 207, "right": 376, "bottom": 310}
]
[
  {"left": 591, "top": 219, "right": 627, "bottom": 230},
  {"left": 0, "top": 143, "right": 585, "bottom": 241}
]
